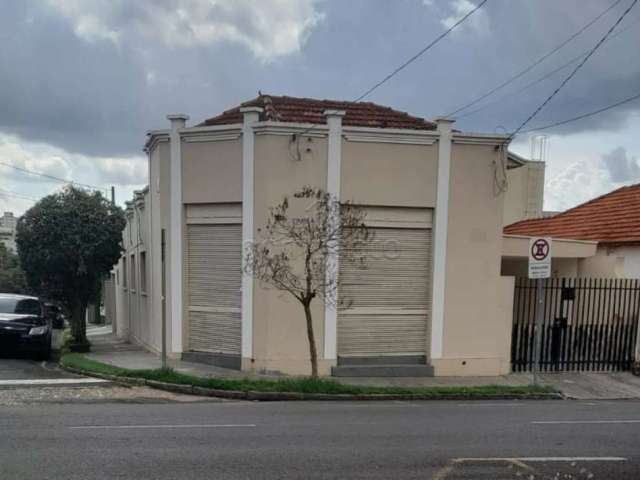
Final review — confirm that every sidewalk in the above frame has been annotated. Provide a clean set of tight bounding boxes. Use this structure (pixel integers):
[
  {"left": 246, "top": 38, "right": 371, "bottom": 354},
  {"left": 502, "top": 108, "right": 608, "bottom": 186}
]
[{"left": 83, "top": 332, "right": 640, "bottom": 398}]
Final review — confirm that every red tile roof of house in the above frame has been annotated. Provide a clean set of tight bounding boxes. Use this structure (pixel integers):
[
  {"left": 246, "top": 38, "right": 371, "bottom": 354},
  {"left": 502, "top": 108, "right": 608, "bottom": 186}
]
[
  {"left": 198, "top": 94, "right": 437, "bottom": 130},
  {"left": 504, "top": 183, "right": 640, "bottom": 245}
]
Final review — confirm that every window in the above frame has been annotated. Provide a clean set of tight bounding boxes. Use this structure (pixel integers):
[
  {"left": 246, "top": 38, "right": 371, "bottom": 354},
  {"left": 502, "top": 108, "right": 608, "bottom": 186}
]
[
  {"left": 122, "top": 257, "right": 128, "bottom": 289},
  {"left": 140, "top": 251, "right": 147, "bottom": 294},
  {"left": 0, "top": 298, "right": 41, "bottom": 316},
  {"left": 130, "top": 254, "right": 136, "bottom": 292}
]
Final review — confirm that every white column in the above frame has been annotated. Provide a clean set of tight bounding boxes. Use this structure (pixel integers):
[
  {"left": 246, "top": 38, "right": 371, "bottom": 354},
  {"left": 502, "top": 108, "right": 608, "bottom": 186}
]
[
  {"left": 430, "top": 118, "right": 454, "bottom": 360},
  {"left": 167, "top": 114, "right": 188, "bottom": 354},
  {"left": 240, "top": 107, "right": 262, "bottom": 360},
  {"left": 323, "top": 110, "right": 345, "bottom": 361}
]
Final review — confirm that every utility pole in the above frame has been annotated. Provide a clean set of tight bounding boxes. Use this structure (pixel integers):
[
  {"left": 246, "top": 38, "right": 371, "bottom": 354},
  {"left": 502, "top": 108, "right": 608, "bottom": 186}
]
[{"left": 111, "top": 186, "right": 116, "bottom": 205}]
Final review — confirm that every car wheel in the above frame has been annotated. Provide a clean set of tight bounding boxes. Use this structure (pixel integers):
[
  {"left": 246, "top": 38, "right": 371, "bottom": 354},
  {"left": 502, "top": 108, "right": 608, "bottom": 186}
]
[{"left": 35, "top": 341, "right": 51, "bottom": 361}]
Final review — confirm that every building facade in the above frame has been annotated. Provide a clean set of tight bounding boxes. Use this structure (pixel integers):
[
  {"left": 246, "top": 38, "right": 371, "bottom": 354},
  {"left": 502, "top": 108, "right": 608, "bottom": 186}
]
[
  {"left": 0, "top": 212, "right": 17, "bottom": 252},
  {"left": 113, "top": 94, "right": 544, "bottom": 377}
]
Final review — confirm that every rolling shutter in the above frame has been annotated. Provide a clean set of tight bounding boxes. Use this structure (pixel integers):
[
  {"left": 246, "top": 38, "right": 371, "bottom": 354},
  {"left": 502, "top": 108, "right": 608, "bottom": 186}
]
[
  {"left": 187, "top": 224, "right": 241, "bottom": 355},
  {"left": 338, "top": 227, "right": 432, "bottom": 357}
]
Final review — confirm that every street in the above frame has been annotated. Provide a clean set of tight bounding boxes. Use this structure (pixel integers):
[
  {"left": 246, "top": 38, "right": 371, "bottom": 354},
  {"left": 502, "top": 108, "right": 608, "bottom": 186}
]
[{"left": 1, "top": 373, "right": 639, "bottom": 480}]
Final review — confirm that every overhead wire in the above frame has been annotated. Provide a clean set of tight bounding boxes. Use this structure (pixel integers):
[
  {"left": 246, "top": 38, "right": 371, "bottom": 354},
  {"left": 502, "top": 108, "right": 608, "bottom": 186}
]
[
  {"left": 518, "top": 90, "right": 640, "bottom": 134},
  {"left": 0, "top": 160, "right": 107, "bottom": 193},
  {"left": 292, "top": 0, "right": 489, "bottom": 146},
  {"left": 0, "top": 188, "right": 38, "bottom": 202},
  {"left": 444, "top": 0, "right": 624, "bottom": 119},
  {"left": 455, "top": 14, "right": 640, "bottom": 120},
  {"left": 509, "top": 0, "right": 638, "bottom": 139}
]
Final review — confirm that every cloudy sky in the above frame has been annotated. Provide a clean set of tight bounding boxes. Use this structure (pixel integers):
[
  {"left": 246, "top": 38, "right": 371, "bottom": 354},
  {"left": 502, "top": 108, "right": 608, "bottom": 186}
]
[{"left": 1, "top": 0, "right": 639, "bottom": 215}]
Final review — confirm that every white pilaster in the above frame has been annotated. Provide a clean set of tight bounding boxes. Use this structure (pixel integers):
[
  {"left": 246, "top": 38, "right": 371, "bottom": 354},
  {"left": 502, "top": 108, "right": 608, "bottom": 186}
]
[
  {"left": 167, "top": 114, "right": 188, "bottom": 354},
  {"left": 430, "top": 118, "right": 454, "bottom": 360},
  {"left": 241, "top": 107, "right": 262, "bottom": 359},
  {"left": 323, "top": 110, "right": 346, "bottom": 361}
]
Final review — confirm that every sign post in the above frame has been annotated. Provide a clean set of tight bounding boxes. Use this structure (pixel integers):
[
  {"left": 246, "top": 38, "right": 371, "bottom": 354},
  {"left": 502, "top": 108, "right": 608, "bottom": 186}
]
[{"left": 528, "top": 237, "right": 552, "bottom": 386}]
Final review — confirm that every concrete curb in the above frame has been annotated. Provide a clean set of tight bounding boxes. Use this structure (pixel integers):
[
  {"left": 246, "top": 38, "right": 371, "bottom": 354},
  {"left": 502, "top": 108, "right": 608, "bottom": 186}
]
[{"left": 60, "top": 365, "right": 562, "bottom": 401}]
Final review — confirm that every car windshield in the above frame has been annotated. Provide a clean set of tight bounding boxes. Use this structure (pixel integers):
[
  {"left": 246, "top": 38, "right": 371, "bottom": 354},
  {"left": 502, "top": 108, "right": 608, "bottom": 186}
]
[{"left": 0, "top": 298, "right": 41, "bottom": 315}]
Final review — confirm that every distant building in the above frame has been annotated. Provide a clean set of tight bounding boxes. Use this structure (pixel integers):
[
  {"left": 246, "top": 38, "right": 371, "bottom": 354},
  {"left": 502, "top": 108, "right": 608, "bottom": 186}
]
[{"left": 0, "top": 212, "right": 17, "bottom": 252}]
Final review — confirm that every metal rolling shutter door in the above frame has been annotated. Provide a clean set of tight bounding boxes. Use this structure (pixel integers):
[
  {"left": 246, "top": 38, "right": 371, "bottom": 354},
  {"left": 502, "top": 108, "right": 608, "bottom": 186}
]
[
  {"left": 187, "top": 224, "right": 242, "bottom": 355},
  {"left": 338, "top": 228, "right": 432, "bottom": 357}
]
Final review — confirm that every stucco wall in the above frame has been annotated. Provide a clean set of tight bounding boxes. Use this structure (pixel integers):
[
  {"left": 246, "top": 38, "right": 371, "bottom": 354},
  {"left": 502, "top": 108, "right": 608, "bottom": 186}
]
[
  {"left": 182, "top": 139, "right": 242, "bottom": 204},
  {"left": 434, "top": 143, "right": 512, "bottom": 376},
  {"left": 578, "top": 246, "right": 622, "bottom": 277},
  {"left": 341, "top": 140, "right": 437, "bottom": 207},
  {"left": 503, "top": 161, "right": 545, "bottom": 226},
  {"left": 251, "top": 133, "right": 330, "bottom": 375},
  {"left": 618, "top": 246, "right": 640, "bottom": 278}
]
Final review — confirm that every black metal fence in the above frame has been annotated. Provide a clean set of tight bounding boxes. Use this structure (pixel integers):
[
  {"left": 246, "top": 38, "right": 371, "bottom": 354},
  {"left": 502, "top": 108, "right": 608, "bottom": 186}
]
[{"left": 511, "top": 278, "right": 640, "bottom": 372}]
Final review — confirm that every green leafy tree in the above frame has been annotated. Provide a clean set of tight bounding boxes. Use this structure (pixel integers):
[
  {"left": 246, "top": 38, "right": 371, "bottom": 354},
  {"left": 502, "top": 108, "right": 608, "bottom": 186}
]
[
  {"left": 16, "top": 186, "right": 125, "bottom": 346},
  {"left": 0, "top": 243, "right": 27, "bottom": 293}
]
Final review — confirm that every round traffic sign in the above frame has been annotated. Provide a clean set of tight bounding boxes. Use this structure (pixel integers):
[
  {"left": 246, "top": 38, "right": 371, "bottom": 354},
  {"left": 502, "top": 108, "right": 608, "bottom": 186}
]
[{"left": 531, "top": 238, "right": 550, "bottom": 261}]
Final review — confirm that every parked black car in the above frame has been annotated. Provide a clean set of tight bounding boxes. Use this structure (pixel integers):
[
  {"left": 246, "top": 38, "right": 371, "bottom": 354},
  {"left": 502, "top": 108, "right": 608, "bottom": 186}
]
[{"left": 0, "top": 294, "right": 52, "bottom": 360}]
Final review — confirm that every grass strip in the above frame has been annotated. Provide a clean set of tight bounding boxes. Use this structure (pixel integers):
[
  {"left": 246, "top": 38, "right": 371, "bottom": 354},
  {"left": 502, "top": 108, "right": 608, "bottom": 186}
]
[{"left": 61, "top": 353, "right": 556, "bottom": 398}]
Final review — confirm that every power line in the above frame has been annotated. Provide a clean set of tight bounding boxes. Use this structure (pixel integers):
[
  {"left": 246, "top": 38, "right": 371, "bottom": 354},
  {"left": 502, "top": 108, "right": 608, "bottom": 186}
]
[
  {"left": 517, "top": 90, "right": 640, "bottom": 134},
  {"left": 456, "top": 14, "right": 640, "bottom": 120},
  {"left": 445, "top": 0, "right": 624, "bottom": 118},
  {"left": 0, "top": 188, "right": 37, "bottom": 202},
  {"left": 510, "top": 0, "right": 638, "bottom": 139},
  {"left": 353, "top": 0, "right": 489, "bottom": 103},
  {"left": 295, "top": 0, "right": 489, "bottom": 140},
  {"left": 0, "top": 160, "right": 106, "bottom": 192}
]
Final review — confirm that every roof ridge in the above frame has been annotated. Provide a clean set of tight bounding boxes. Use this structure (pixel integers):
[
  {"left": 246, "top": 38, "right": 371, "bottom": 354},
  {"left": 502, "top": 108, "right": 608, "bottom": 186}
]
[
  {"left": 550, "top": 183, "right": 640, "bottom": 220},
  {"left": 197, "top": 93, "right": 437, "bottom": 130}
]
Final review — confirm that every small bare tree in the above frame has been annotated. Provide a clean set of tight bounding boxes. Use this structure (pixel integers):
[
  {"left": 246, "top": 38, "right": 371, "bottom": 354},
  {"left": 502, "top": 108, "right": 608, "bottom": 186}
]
[{"left": 245, "top": 186, "right": 371, "bottom": 378}]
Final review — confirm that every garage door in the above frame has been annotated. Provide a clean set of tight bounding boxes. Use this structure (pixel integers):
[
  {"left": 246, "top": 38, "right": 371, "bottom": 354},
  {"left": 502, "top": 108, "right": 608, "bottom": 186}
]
[
  {"left": 187, "top": 224, "right": 241, "bottom": 355},
  {"left": 338, "top": 227, "right": 432, "bottom": 358}
]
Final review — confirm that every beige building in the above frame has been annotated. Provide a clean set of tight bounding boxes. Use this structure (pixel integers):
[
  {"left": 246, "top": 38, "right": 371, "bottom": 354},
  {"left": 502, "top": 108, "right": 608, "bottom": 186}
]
[{"left": 113, "top": 94, "right": 547, "bottom": 377}]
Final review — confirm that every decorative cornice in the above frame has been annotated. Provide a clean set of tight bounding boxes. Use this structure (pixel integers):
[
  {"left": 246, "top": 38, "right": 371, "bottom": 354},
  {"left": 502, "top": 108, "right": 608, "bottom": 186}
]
[
  {"left": 343, "top": 132, "right": 436, "bottom": 145},
  {"left": 252, "top": 121, "right": 328, "bottom": 137}
]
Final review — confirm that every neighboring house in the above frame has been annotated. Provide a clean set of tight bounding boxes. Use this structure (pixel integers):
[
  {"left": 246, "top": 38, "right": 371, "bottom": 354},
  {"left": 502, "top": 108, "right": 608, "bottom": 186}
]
[
  {"left": 0, "top": 212, "right": 17, "bottom": 253},
  {"left": 504, "top": 183, "right": 640, "bottom": 278},
  {"left": 113, "top": 94, "right": 544, "bottom": 377},
  {"left": 113, "top": 188, "right": 154, "bottom": 347}
]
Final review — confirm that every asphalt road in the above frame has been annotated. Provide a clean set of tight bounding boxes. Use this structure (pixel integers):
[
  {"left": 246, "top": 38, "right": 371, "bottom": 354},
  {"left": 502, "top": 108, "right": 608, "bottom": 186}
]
[
  {"left": 1, "top": 398, "right": 639, "bottom": 479},
  {"left": 0, "top": 356, "right": 76, "bottom": 381}
]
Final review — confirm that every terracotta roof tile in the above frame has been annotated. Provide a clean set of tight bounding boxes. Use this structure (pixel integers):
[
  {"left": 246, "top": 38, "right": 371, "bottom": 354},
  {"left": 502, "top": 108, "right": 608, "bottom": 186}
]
[
  {"left": 198, "top": 94, "right": 436, "bottom": 130},
  {"left": 504, "top": 183, "right": 640, "bottom": 245}
]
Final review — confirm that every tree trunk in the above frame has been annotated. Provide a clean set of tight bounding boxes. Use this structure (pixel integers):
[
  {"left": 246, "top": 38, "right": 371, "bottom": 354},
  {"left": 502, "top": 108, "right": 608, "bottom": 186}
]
[
  {"left": 70, "top": 300, "right": 88, "bottom": 345},
  {"left": 303, "top": 301, "right": 319, "bottom": 378}
]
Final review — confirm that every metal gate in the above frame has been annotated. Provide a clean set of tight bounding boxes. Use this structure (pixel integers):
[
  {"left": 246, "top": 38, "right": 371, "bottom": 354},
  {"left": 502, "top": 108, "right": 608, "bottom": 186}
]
[{"left": 511, "top": 278, "right": 640, "bottom": 372}]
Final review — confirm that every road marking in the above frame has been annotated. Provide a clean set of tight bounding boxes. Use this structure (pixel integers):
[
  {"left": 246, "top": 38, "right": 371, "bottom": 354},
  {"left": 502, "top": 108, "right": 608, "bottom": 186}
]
[
  {"left": 532, "top": 420, "right": 640, "bottom": 425},
  {"left": 69, "top": 424, "right": 257, "bottom": 430},
  {"left": 456, "top": 403, "right": 523, "bottom": 407},
  {"left": 0, "top": 378, "right": 108, "bottom": 386},
  {"left": 456, "top": 457, "right": 627, "bottom": 462}
]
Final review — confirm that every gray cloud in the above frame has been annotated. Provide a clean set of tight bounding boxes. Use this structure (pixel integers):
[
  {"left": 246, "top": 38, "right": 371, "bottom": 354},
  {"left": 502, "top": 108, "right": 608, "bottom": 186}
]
[
  {"left": 0, "top": 0, "right": 639, "bottom": 161},
  {"left": 602, "top": 146, "right": 640, "bottom": 183}
]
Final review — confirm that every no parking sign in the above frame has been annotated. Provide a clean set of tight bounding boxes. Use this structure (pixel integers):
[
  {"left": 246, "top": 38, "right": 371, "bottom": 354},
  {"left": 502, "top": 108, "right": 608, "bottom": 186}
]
[{"left": 528, "top": 237, "right": 552, "bottom": 279}]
